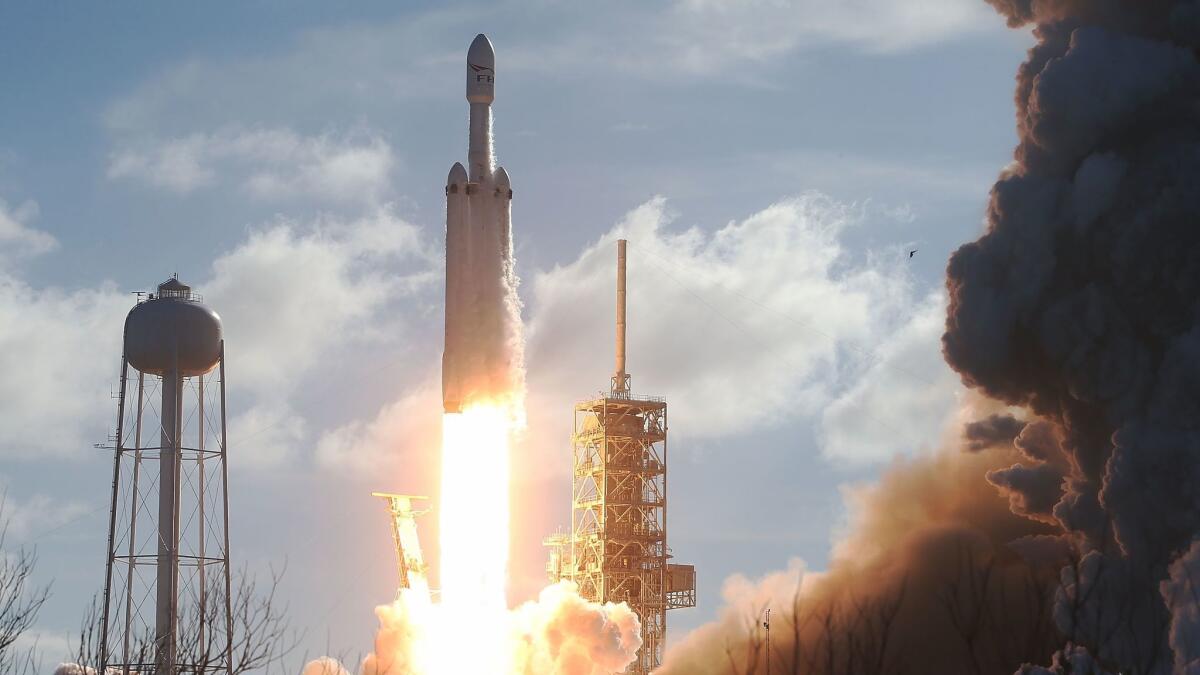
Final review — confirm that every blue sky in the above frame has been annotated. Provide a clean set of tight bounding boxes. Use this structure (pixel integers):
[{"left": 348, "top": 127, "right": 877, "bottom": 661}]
[{"left": 0, "top": 1, "right": 1033, "bottom": 670}]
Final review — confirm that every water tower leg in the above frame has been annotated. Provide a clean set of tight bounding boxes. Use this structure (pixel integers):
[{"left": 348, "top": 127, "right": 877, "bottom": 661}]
[
  {"left": 155, "top": 364, "right": 181, "bottom": 672},
  {"left": 122, "top": 371, "right": 145, "bottom": 673}
]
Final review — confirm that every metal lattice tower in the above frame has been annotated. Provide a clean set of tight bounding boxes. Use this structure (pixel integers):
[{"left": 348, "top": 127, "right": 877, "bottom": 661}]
[
  {"left": 547, "top": 240, "right": 696, "bottom": 674},
  {"left": 100, "top": 278, "right": 234, "bottom": 674},
  {"left": 372, "top": 493, "right": 431, "bottom": 600}
]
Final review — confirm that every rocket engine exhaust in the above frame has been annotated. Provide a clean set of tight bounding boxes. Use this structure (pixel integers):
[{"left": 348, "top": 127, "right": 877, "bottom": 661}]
[{"left": 442, "top": 33, "right": 519, "bottom": 415}]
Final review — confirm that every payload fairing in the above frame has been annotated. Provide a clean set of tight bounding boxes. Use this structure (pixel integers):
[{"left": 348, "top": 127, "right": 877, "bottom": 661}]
[{"left": 442, "top": 34, "right": 519, "bottom": 414}]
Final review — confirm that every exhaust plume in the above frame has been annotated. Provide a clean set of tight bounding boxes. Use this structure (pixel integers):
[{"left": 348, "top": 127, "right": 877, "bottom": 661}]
[{"left": 305, "top": 582, "right": 640, "bottom": 675}]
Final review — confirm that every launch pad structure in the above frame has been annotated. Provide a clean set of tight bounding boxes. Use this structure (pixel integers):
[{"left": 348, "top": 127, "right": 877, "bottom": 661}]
[
  {"left": 372, "top": 493, "right": 431, "bottom": 599},
  {"left": 547, "top": 240, "right": 696, "bottom": 674}
]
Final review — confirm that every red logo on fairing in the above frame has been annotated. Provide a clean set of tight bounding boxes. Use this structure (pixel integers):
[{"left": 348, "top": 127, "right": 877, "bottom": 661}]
[{"left": 469, "top": 62, "right": 494, "bottom": 84}]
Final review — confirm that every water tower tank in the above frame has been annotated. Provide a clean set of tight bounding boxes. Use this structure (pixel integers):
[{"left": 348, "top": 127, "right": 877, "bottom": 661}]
[{"left": 123, "top": 277, "right": 222, "bottom": 376}]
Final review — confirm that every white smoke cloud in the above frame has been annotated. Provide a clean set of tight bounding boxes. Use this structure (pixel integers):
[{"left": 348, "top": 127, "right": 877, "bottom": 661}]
[
  {"left": 313, "top": 581, "right": 641, "bottom": 675},
  {"left": 51, "top": 663, "right": 95, "bottom": 675},
  {"left": 302, "top": 657, "right": 353, "bottom": 675},
  {"left": 507, "top": 582, "right": 642, "bottom": 675},
  {"left": 107, "top": 127, "right": 395, "bottom": 204}
]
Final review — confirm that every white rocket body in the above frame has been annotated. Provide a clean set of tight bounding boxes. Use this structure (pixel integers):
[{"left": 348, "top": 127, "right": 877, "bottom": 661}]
[{"left": 443, "top": 33, "right": 517, "bottom": 414}]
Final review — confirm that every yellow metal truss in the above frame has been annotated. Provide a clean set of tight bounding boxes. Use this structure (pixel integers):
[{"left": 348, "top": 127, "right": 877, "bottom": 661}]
[{"left": 549, "top": 394, "right": 695, "bottom": 674}]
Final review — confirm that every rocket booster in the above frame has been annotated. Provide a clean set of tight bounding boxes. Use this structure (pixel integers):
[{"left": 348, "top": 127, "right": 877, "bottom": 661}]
[{"left": 443, "top": 34, "right": 516, "bottom": 414}]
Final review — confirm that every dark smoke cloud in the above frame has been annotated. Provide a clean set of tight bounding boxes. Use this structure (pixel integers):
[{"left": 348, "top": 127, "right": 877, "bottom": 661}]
[
  {"left": 965, "top": 413, "right": 1028, "bottom": 452},
  {"left": 986, "top": 420, "right": 1069, "bottom": 525},
  {"left": 944, "top": 0, "right": 1200, "bottom": 670},
  {"left": 664, "top": 1, "right": 1200, "bottom": 673},
  {"left": 987, "top": 462, "right": 1064, "bottom": 524},
  {"left": 1013, "top": 420, "right": 1062, "bottom": 463}
]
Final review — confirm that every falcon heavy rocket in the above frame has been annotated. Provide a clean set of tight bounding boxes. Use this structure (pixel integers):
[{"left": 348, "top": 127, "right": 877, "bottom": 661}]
[{"left": 442, "top": 34, "right": 517, "bottom": 414}]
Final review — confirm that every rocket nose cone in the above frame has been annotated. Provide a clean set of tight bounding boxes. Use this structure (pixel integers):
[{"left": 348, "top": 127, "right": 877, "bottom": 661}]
[
  {"left": 468, "top": 34, "right": 495, "bottom": 69},
  {"left": 493, "top": 166, "right": 510, "bottom": 189},
  {"left": 448, "top": 162, "right": 467, "bottom": 184}
]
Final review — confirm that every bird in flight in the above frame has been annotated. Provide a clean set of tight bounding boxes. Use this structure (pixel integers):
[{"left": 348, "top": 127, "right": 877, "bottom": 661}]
[{"left": 909, "top": 249, "right": 917, "bottom": 258}]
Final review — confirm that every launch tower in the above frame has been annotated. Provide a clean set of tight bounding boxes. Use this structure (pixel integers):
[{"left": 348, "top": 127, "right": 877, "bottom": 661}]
[
  {"left": 547, "top": 241, "right": 696, "bottom": 674},
  {"left": 99, "top": 277, "right": 234, "bottom": 674}
]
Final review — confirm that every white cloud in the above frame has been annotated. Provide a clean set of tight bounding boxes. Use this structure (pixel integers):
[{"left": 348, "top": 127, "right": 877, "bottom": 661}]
[
  {"left": 100, "top": 2, "right": 997, "bottom": 143},
  {"left": 819, "top": 291, "right": 963, "bottom": 464},
  {"left": 513, "top": 1, "right": 995, "bottom": 79},
  {"left": 227, "top": 402, "right": 308, "bottom": 470},
  {"left": 107, "top": 127, "right": 395, "bottom": 204},
  {"left": 667, "top": 0, "right": 994, "bottom": 68},
  {"left": 204, "top": 208, "right": 430, "bottom": 394},
  {"left": 0, "top": 204, "right": 437, "bottom": 466},
  {"left": 317, "top": 192, "right": 941, "bottom": 479},
  {"left": 0, "top": 189, "right": 948, "bottom": 473},
  {"left": 0, "top": 198, "right": 56, "bottom": 260},
  {"left": 0, "top": 274, "right": 129, "bottom": 458},
  {"left": 519, "top": 193, "right": 932, "bottom": 470},
  {"left": 314, "top": 381, "right": 441, "bottom": 476},
  {"left": 0, "top": 489, "right": 90, "bottom": 542},
  {"left": 201, "top": 207, "right": 437, "bottom": 464}
]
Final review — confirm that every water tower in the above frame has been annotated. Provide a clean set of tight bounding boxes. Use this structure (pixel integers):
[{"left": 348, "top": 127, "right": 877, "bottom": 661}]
[{"left": 99, "top": 277, "right": 234, "bottom": 674}]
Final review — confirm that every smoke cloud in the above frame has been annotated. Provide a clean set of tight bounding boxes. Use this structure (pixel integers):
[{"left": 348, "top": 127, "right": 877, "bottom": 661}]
[
  {"left": 943, "top": 0, "right": 1200, "bottom": 670},
  {"left": 51, "top": 665, "right": 95, "bottom": 675},
  {"left": 662, "top": 1, "right": 1200, "bottom": 672},
  {"left": 302, "top": 658, "right": 353, "bottom": 675},
  {"left": 306, "top": 582, "right": 640, "bottom": 675},
  {"left": 507, "top": 582, "right": 642, "bottom": 675},
  {"left": 660, "top": 401, "right": 1065, "bottom": 674}
]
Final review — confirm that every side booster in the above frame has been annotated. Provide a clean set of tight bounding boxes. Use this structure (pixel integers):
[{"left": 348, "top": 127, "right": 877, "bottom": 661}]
[{"left": 443, "top": 33, "right": 515, "bottom": 414}]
